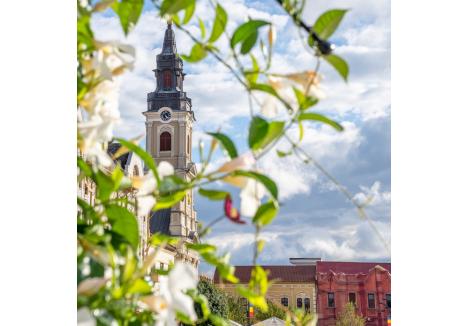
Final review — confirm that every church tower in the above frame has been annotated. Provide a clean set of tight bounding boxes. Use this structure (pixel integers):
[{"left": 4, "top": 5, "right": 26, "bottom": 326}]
[{"left": 143, "top": 22, "right": 198, "bottom": 265}]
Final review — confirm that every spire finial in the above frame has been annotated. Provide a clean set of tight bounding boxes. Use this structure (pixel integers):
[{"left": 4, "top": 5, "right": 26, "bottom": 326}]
[{"left": 161, "top": 18, "right": 176, "bottom": 54}]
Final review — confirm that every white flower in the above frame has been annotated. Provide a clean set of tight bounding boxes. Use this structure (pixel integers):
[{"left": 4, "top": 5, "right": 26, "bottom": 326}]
[
  {"left": 132, "top": 171, "right": 157, "bottom": 216},
  {"left": 240, "top": 178, "right": 266, "bottom": 217},
  {"left": 78, "top": 80, "right": 120, "bottom": 167},
  {"left": 136, "top": 195, "right": 156, "bottom": 217},
  {"left": 78, "top": 41, "right": 134, "bottom": 169},
  {"left": 132, "top": 171, "right": 157, "bottom": 195},
  {"left": 77, "top": 307, "right": 95, "bottom": 326},
  {"left": 158, "top": 161, "right": 175, "bottom": 178},
  {"left": 217, "top": 152, "right": 256, "bottom": 174},
  {"left": 77, "top": 277, "right": 108, "bottom": 297},
  {"left": 85, "top": 41, "right": 135, "bottom": 82},
  {"left": 268, "top": 25, "right": 277, "bottom": 46},
  {"left": 260, "top": 95, "right": 279, "bottom": 118},
  {"left": 140, "top": 263, "right": 198, "bottom": 326}
]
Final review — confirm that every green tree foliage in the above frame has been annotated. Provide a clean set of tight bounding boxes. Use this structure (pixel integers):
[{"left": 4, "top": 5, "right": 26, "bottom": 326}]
[
  {"left": 227, "top": 296, "right": 248, "bottom": 326},
  {"left": 254, "top": 300, "right": 286, "bottom": 323},
  {"left": 336, "top": 303, "right": 366, "bottom": 326},
  {"left": 195, "top": 278, "right": 229, "bottom": 325}
]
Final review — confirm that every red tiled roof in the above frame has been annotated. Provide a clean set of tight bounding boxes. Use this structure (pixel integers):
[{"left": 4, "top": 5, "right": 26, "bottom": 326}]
[
  {"left": 316, "top": 261, "right": 391, "bottom": 274},
  {"left": 214, "top": 265, "right": 316, "bottom": 284}
]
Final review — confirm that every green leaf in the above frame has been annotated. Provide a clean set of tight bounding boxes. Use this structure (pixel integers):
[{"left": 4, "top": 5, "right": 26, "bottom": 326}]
[
  {"left": 186, "top": 243, "right": 217, "bottom": 254},
  {"left": 248, "top": 116, "right": 285, "bottom": 151},
  {"left": 248, "top": 116, "right": 269, "bottom": 150},
  {"left": 251, "top": 265, "right": 269, "bottom": 294},
  {"left": 298, "top": 121, "right": 304, "bottom": 141},
  {"left": 160, "top": 0, "right": 194, "bottom": 15},
  {"left": 206, "top": 132, "right": 238, "bottom": 158},
  {"left": 298, "top": 112, "right": 344, "bottom": 131},
  {"left": 199, "top": 188, "right": 229, "bottom": 201},
  {"left": 237, "top": 286, "right": 268, "bottom": 312},
  {"left": 313, "top": 9, "right": 348, "bottom": 40},
  {"left": 181, "top": 43, "right": 207, "bottom": 62},
  {"left": 208, "top": 4, "right": 228, "bottom": 43},
  {"left": 95, "top": 170, "right": 116, "bottom": 201},
  {"left": 155, "top": 190, "right": 186, "bottom": 210},
  {"left": 257, "top": 239, "right": 265, "bottom": 254},
  {"left": 105, "top": 204, "right": 139, "bottom": 249},
  {"left": 150, "top": 233, "right": 179, "bottom": 246},
  {"left": 198, "top": 17, "right": 206, "bottom": 39},
  {"left": 127, "top": 278, "right": 152, "bottom": 295},
  {"left": 244, "top": 53, "right": 259, "bottom": 84},
  {"left": 208, "top": 314, "right": 229, "bottom": 326},
  {"left": 240, "top": 30, "right": 258, "bottom": 54},
  {"left": 252, "top": 201, "right": 278, "bottom": 227},
  {"left": 293, "top": 87, "right": 318, "bottom": 110},
  {"left": 250, "top": 82, "right": 293, "bottom": 112},
  {"left": 202, "top": 252, "right": 238, "bottom": 283},
  {"left": 249, "top": 82, "right": 278, "bottom": 97},
  {"left": 230, "top": 20, "right": 269, "bottom": 52},
  {"left": 77, "top": 157, "right": 93, "bottom": 177},
  {"left": 122, "top": 247, "right": 136, "bottom": 283},
  {"left": 77, "top": 197, "right": 98, "bottom": 222},
  {"left": 112, "top": 0, "right": 144, "bottom": 36},
  {"left": 276, "top": 149, "right": 292, "bottom": 157},
  {"left": 324, "top": 53, "right": 349, "bottom": 81},
  {"left": 232, "top": 170, "right": 278, "bottom": 201},
  {"left": 176, "top": 311, "right": 193, "bottom": 325},
  {"left": 182, "top": 0, "right": 195, "bottom": 24},
  {"left": 260, "top": 121, "right": 285, "bottom": 149},
  {"left": 116, "top": 138, "right": 159, "bottom": 181}
]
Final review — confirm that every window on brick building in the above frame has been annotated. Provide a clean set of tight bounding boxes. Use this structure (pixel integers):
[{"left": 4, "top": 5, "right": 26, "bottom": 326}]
[
  {"left": 281, "top": 297, "right": 288, "bottom": 307},
  {"left": 133, "top": 165, "right": 140, "bottom": 176},
  {"left": 304, "top": 298, "right": 310, "bottom": 312},
  {"left": 240, "top": 298, "right": 248, "bottom": 307},
  {"left": 349, "top": 292, "right": 356, "bottom": 305},
  {"left": 296, "top": 298, "right": 303, "bottom": 309},
  {"left": 327, "top": 292, "right": 335, "bottom": 308},
  {"left": 160, "top": 132, "right": 171, "bottom": 151},
  {"left": 368, "top": 293, "right": 376, "bottom": 309},
  {"left": 385, "top": 294, "right": 391, "bottom": 308}
]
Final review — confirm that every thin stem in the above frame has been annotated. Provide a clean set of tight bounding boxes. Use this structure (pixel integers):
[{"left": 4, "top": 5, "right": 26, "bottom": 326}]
[
  {"left": 176, "top": 23, "right": 249, "bottom": 90},
  {"left": 202, "top": 214, "right": 225, "bottom": 231}
]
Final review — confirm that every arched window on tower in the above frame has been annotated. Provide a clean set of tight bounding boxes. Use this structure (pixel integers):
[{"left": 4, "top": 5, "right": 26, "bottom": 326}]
[
  {"left": 160, "top": 132, "right": 171, "bottom": 151},
  {"left": 162, "top": 70, "right": 172, "bottom": 89},
  {"left": 133, "top": 165, "right": 140, "bottom": 177}
]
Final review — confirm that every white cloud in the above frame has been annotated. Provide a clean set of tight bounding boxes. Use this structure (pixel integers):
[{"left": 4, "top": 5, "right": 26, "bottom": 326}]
[{"left": 259, "top": 121, "right": 362, "bottom": 199}]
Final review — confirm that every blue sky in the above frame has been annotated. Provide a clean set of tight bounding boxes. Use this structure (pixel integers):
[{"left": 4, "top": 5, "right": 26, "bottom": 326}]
[{"left": 92, "top": 0, "right": 390, "bottom": 275}]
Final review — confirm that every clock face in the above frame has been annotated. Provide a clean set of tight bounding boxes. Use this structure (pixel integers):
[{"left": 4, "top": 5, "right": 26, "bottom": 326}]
[{"left": 160, "top": 110, "right": 171, "bottom": 122}]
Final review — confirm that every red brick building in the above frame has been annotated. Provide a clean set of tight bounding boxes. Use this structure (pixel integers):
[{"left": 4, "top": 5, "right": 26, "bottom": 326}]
[{"left": 316, "top": 261, "right": 391, "bottom": 326}]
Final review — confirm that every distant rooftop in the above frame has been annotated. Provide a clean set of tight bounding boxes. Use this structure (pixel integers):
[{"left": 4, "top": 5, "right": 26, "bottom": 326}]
[
  {"left": 214, "top": 265, "right": 316, "bottom": 284},
  {"left": 316, "top": 261, "right": 391, "bottom": 274}
]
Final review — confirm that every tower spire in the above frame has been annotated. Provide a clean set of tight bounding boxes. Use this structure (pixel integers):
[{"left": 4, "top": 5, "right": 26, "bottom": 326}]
[{"left": 161, "top": 19, "right": 177, "bottom": 54}]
